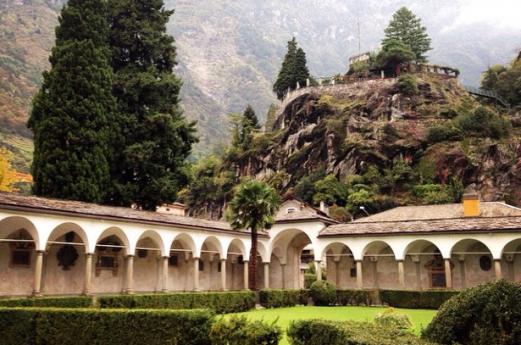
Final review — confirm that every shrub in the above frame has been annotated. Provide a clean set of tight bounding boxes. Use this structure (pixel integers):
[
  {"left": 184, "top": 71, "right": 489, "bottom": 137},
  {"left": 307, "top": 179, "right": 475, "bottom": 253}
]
[
  {"left": 426, "top": 124, "right": 460, "bottom": 143},
  {"left": 455, "top": 106, "right": 511, "bottom": 139},
  {"left": 98, "top": 291, "right": 255, "bottom": 313},
  {"left": 413, "top": 184, "right": 454, "bottom": 205},
  {"left": 336, "top": 289, "right": 378, "bottom": 306},
  {"left": 397, "top": 74, "right": 419, "bottom": 95},
  {"left": 259, "top": 289, "right": 308, "bottom": 308},
  {"left": 287, "top": 319, "right": 434, "bottom": 345},
  {"left": 423, "top": 280, "right": 521, "bottom": 345},
  {"left": 0, "top": 296, "right": 92, "bottom": 308},
  {"left": 0, "top": 307, "right": 214, "bottom": 345},
  {"left": 209, "top": 316, "right": 281, "bottom": 345},
  {"left": 310, "top": 280, "right": 336, "bottom": 306},
  {"left": 380, "top": 289, "right": 458, "bottom": 309},
  {"left": 304, "top": 273, "right": 316, "bottom": 289},
  {"left": 374, "top": 308, "right": 413, "bottom": 331}
]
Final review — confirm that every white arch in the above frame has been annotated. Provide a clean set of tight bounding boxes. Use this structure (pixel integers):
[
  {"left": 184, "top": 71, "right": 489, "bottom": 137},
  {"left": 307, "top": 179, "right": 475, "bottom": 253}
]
[
  {"left": 268, "top": 228, "right": 314, "bottom": 263},
  {"left": 362, "top": 240, "right": 396, "bottom": 258},
  {"left": 95, "top": 227, "right": 131, "bottom": 256},
  {"left": 450, "top": 238, "right": 493, "bottom": 258},
  {"left": 402, "top": 239, "right": 442, "bottom": 259},
  {"left": 45, "top": 222, "right": 89, "bottom": 253},
  {"left": 256, "top": 240, "right": 269, "bottom": 263},
  {"left": 319, "top": 241, "right": 353, "bottom": 262},
  {"left": 201, "top": 235, "right": 225, "bottom": 258},
  {"left": 170, "top": 233, "right": 197, "bottom": 258},
  {"left": 226, "top": 238, "right": 247, "bottom": 258},
  {"left": 136, "top": 230, "right": 166, "bottom": 257},
  {"left": 0, "top": 216, "right": 40, "bottom": 250},
  {"left": 502, "top": 238, "right": 521, "bottom": 257}
]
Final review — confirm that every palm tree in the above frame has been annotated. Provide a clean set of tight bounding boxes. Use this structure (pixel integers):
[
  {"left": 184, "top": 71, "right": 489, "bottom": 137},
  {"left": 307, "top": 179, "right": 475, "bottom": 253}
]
[{"left": 227, "top": 180, "right": 281, "bottom": 290}]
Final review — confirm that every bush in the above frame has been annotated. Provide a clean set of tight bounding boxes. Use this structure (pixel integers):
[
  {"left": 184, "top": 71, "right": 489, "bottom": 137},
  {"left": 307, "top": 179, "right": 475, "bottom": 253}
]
[
  {"left": 259, "top": 289, "right": 308, "bottom": 308},
  {"left": 336, "top": 289, "right": 378, "bottom": 306},
  {"left": 310, "top": 280, "right": 336, "bottom": 306},
  {"left": 98, "top": 291, "right": 255, "bottom": 313},
  {"left": 0, "top": 296, "right": 92, "bottom": 308},
  {"left": 380, "top": 289, "right": 459, "bottom": 309},
  {"left": 374, "top": 308, "right": 413, "bottom": 331},
  {"left": 287, "top": 319, "right": 434, "bottom": 345},
  {"left": 423, "top": 280, "right": 521, "bottom": 345},
  {"left": 209, "top": 316, "right": 281, "bottom": 345},
  {"left": 456, "top": 106, "right": 511, "bottom": 139},
  {"left": 304, "top": 273, "right": 316, "bottom": 289},
  {"left": 397, "top": 74, "right": 419, "bottom": 95},
  {"left": 426, "top": 124, "right": 460, "bottom": 143},
  {"left": 0, "top": 307, "right": 214, "bottom": 345}
]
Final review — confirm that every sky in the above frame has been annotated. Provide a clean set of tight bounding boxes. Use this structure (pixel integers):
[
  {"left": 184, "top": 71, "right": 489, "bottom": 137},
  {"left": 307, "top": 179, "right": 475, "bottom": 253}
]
[{"left": 453, "top": 0, "right": 521, "bottom": 30}]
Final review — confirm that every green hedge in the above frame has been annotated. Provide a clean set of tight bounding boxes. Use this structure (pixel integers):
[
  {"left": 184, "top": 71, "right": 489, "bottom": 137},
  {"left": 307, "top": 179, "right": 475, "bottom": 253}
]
[
  {"left": 0, "top": 296, "right": 92, "bottom": 308},
  {"left": 380, "top": 289, "right": 459, "bottom": 309},
  {"left": 98, "top": 291, "right": 255, "bottom": 313},
  {"left": 210, "top": 316, "right": 281, "bottom": 345},
  {"left": 287, "top": 319, "right": 435, "bottom": 345},
  {"left": 0, "top": 307, "right": 214, "bottom": 345},
  {"left": 259, "top": 289, "right": 309, "bottom": 308},
  {"left": 336, "top": 289, "right": 378, "bottom": 306}
]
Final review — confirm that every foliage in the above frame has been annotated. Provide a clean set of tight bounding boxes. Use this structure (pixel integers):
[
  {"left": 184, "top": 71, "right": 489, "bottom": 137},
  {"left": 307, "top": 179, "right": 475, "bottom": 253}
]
[
  {"left": 413, "top": 184, "right": 455, "bottom": 205},
  {"left": 328, "top": 205, "right": 352, "bottom": 222},
  {"left": 376, "top": 39, "right": 415, "bottom": 72},
  {"left": 374, "top": 308, "right": 413, "bottom": 331},
  {"left": 232, "top": 105, "right": 261, "bottom": 151},
  {"left": 28, "top": 0, "right": 114, "bottom": 203},
  {"left": 426, "top": 124, "right": 461, "bottom": 144},
  {"left": 227, "top": 180, "right": 281, "bottom": 290},
  {"left": 313, "top": 175, "right": 348, "bottom": 206},
  {"left": 481, "top": 57, "right": 521, "bottom": 107},
  {"left": 382, "top": 7, "right": 432, "bottom": 62},
  {"left": 398, "top": 74, "right": 419, "bottom": 95},
  {"left": 273, "top": 37, "right": 310, "bottom": 99},
  {"left": 287, "top": 319, "right": 434, "bottom": 345},
  {"left": 0, "top": 307, "right": 214, "bottom": 345},
  {"left": 455, "top": 106, "right": 511, "bottom": 139},
  {"left": 295, "top": 169, "right": 326, "bottom": 204},
  {"left": 209, "top": 316, "right": 281, "bottom": 345},
  {"left": 0, "top": 296, "right": 92, "bottom": 308},
  {"left": 380, "top": 289, "right": 459, "bottom": 309},
  {"left": 106, "top": 0, "right": 197, "bottom": 211},
  {"left": 309, "top": 280, "right": 337, "bottom": 306},
  {"left": 0, "top": 148, "right": 17, "bottom": 192},
  {"left": 259, "top": 289, "right": 309, "bottom": 308},
  {"left": 423, "top": 280, "right": 521, "bottom": 345},
  {"left": 336, "top": 290, "right": 378, "bottom": 306}
]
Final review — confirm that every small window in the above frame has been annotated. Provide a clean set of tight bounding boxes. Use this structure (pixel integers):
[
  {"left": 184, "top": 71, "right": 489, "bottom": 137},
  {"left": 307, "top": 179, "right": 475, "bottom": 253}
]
[
  {"left": 350, "top": 267, "right": 357, "bottom": 278},
  {"left": 137, "top": 249, "right": 148, "bottom": 258},
  {"left": 11, "top": 249, "right": 31, "bottom": 267},
  {"left": 238, "top": 255, "right": 244, "bottom": 265},
  {"left": 198, "top": 260, "right": 204, "bottom": 271},
  {"left": 287, "top": 207, "right": 296, "bottom": 214},
  {"left": 218, "top": 261, "right": 222, "bottom": 272},
  {"left": 479, "top": 256, "right": 492, "bottom": 271},
  {"left": 168, "top": 255, "right": 178, "bottom": 266},
  {"left": 95, "top": 253, "right": 119, "bottom": 276}
]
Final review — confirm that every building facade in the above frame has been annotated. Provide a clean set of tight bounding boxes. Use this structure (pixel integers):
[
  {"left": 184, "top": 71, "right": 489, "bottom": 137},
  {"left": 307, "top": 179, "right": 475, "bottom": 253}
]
[{"left": 1, "top": 192, "right": 521, "bottom": 297}]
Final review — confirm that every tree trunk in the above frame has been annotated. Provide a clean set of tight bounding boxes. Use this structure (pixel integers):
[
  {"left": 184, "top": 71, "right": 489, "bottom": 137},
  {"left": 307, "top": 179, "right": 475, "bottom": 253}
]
[{"left": 249, "top": 227, "right": 258, "bottom": 290}]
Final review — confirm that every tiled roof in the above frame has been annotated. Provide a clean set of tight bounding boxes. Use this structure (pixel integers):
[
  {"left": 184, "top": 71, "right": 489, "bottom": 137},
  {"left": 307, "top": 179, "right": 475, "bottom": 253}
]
[
  {"left": 0, "top": 192, "right": 244, "bottom": 234},
  {"left": 276, "top": 209, "right": 338, "bottom": 224}
]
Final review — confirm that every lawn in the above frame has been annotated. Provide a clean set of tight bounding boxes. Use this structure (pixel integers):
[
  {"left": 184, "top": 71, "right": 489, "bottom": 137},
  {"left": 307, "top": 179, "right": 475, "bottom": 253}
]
[{"left": 228, "top": 306, "right": 437, "bottom": 345}]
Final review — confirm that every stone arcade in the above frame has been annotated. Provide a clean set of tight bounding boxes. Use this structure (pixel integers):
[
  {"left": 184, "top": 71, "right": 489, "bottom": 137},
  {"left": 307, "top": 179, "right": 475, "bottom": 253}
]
[{"left": 1, "top": 192, "right": 521, "bottom": 296}]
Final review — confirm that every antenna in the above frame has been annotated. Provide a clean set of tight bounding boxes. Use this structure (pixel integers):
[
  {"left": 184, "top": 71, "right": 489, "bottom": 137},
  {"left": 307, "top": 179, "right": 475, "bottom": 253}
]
[{"left": 357, "top": 19, "right": 361, "bottom": 55}]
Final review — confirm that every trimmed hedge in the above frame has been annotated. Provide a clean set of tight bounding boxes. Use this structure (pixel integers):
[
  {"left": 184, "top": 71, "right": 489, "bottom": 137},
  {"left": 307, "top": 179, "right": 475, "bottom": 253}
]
[
  {"left": 259, "top": 289, "right": 309, "bottom": 308},
  {"left": 336, "top": 289, "right": 378, "bottom": 306},
  {"left": 209, "top": 316, "right": 281, "bottom": 345},
  {"left": 380, "top": 289, "right": 459, "bottom": 309},
  {"left": 98, "top": 291, "right": 255, "bottom": 313},
  {"left": 0, "top": 307, "right": 214, "bottom": 345},
  {"left": 310, "top": 281, "right": 336, "bottom": 306},
  {"left": 287, "top": 319, "right": 435, "bottom": 345},
  {"left": 0, "top": 296, "right": 92, "bottom": 308}
]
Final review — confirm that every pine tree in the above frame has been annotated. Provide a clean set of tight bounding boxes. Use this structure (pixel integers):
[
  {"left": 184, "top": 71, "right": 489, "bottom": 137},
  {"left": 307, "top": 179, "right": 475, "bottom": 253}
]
[
  {"left": 239, "top": 105, "right": 260, "bottom": 150},
  {"left": 107, "top": 0, "right": 197, "bottom": 211},
  {"left": 273, "top": 37, "right": 310, "bottom": 99},
  {"left": 28, "top": 0, "right": 114, "bottom": 203},
  {"left": 382, "top": 7, "right": 432, "bottom": 63}
]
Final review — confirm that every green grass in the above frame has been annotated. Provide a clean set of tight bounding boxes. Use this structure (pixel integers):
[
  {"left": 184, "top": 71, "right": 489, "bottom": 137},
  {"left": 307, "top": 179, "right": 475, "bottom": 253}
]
[{"left": 227, "top": 306, "right": 437, "bottom": 345}]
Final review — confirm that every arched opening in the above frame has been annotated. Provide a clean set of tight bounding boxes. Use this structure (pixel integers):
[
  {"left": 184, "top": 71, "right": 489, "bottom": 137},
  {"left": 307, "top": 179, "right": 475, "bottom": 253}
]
[
  {"left": 322, "top": 242, "right": 355, "bottom": 289},
  {"left": 134, "top": 231, "right": 163, "bottom": 293},
  {"left": 502, "top": 239, "right": 521, "bottom": 282},
  {"left": 200, "top": 236, "right": 223, "bottom": 291},
  {"left": 44, "top": 223, "right": 89, "bottom": 295},
  {"left": 362, "top": 241, "right": 396, "bottom": 289},
  {"left": 451, "top": 239, "right": 494, "bottom": 289},
  {"left": 168, "top": 234, "right": 196, "bottom": 291},
  {"left": 0, "top": 217, "right": 39, "bottom": 296},
  {"left": 270, "top": 229, "right": 313, "bottom": 289},
  {"left": 226, "top": 239, "right": 247, "bottom": 290},
  {"left": 404, "top": 240, "right": 445, "bottom": 290},
  {"left": 92, "top": 228, "right": 129, "bottom": 294}
]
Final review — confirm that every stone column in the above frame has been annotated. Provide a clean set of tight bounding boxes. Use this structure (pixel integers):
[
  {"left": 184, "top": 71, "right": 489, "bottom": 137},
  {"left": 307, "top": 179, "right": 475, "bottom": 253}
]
[
  {"left": 243, "top": 260, "right": 249, "bottom": 290},
  {"left": 356, "top": 260, "right": 363, "bottom": 289},
  {"left": 220, "top": 259, "right": 227, "bottom": 291},
  {"left": 458, "top": 256, "right": 466, "bottom": 289},
  {"left": 193, "top": 257, "right": 200, "bottom": 291},
  {"left": 315, "top": 260, "right": 322, "bottom": 281},
  {"left": 162, "top": 256, "right": 169, "bottom": 292},
  {"left": 398, "top": 260, "right": 405, "bottom": 288},
  {"left": 281, "top": 263, "right": 286, "bottom": 289},
  {"left": 334, "top": 259, "right": 340, "bottom": 287},
  {"left": 494, "top": 259, "right": 502, "bottom": 280},
  {"left": 33, "top": 250, "right": 44, "bottom": 296},
  {"left": 263, "top": 263, "right": 270, "bottom": 289},
  {"left": 124, "top": 255, "right": 134, "bottom": 294},
  {"left": 83, "top": 253, "right": 93, "bottom": 295},
  {"left": 444, "top": 259, "right": 452, "bottom": 289}
]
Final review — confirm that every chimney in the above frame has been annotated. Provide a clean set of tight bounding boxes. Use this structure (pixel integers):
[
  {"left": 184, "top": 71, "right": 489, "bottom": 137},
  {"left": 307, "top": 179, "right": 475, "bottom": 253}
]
[
  {"left": 463, "top": 192, "right": 480, "bottom": 217},
  {"left": 319, "top": 201, "right": 329, "bottom": 216}
]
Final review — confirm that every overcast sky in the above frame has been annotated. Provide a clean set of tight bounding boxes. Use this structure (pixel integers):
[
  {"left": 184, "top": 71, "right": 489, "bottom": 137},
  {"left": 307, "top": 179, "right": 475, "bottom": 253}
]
[{"left": 452, "top": 0, "right": 521, "bottom": 30}]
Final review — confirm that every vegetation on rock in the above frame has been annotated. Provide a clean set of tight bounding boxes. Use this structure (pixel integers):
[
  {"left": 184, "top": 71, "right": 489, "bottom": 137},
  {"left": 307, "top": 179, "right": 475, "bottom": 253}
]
[
  {"left": 482, "top": 54, "right": 521, "bottom": 108},
  {"left": 273, "top": 37, "right": 310, "bottom": 99}
]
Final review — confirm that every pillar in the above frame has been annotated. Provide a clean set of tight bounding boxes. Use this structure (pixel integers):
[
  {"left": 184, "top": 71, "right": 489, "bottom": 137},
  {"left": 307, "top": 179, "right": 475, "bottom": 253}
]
[
  {"left": 193, "top": 258, "right": 200, "bottom": 291},
  {"left": 315, "top": 260, "right": 322, "bottom": 281},
  {"left": 458, "top": 256, "right": 466, "bottom": 289},
  {"left": 356, "top": 260, "right": 363, "bottom": 289},
  {"left": 334, "top": 260, "right": 340, "bottom": 287},
  {"left": 444, "top": 259, "right": 452, "bottom": 289},
  {"left": 415, "top": 261, "right": 422, "bottom": 290},
  {"left": 83, "top": 253, "right": 93, "bottom": 295},
  {"left": 162, "top": 256, "right": 169, "bottom": 292},
  {"left": 398, "top": 260, "right": 405, "bottom": 288},
  {"left": 124, "top": 255, "right": 134, "bottom": 294},
  {"left": 281, "top": 263, "right": 286, "bottom": 289},
  {"left": 33, "top": 250, "right": 44, "bottom": 296},
  {"left": 243, "top": 260, "right": 249, "bottom": 290},
  {"left": 494, "top": 259, "right": 502, "bottom": 280},
  {"left": 263, "top": 262, "right": 270, "bottom": 289},
  {"left": 220, "top": 259, "right": 227, "bottom": 291}
]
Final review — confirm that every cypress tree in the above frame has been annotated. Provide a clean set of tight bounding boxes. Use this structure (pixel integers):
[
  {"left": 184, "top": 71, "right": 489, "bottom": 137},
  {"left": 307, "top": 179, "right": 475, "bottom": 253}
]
[
  {"left": 240, "top": 105, "right": 259, "bottom": 150},
  {"left": 108, "top": 0, "right": 197, "bottom": 211},
  {"left": 273, "top": 37, "right": 310, "bottom": 99},
  {"left": 382, "top": 7, "right": 432, "bottom": 62},
  {"left": 28, "top": 0, "right": 114, "bottom": 203}
]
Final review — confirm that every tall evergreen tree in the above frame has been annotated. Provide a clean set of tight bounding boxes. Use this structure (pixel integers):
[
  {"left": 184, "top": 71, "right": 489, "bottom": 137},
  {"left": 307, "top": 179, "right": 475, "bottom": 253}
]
[
  {"left": 28, "top": 0, "right": 114, "bottom": 203},
  {"left": 382, "top": 7, "right": 432, "bottom": 63},
  {"left": 273, "top": 37, "right": 310, "bottom": 99},
  {"left": 239, "top": 105, "right": 260, "bottom": 150},
  {"left": 107, "top": 0, "right": 197, "bottom": 211}
]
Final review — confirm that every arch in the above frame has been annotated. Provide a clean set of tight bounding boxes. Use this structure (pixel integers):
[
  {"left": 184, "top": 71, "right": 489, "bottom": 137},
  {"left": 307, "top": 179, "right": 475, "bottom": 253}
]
[
  {"left": 451, "top": 239, "right": 493, "bottom": 257},
  {"left": 0, "top": 216, "right": 39, "bottom": 249},
  {"left": 403, "top": 239, "right": 442, "bottom": 259},
  {"left": 46, "top": 222, "right": 89, "bottom": 253},
  {"left": 362, "top": 240, "right": 395, "bottom": 258},
  {"left": 256, "top": 241, "right": 269, "bottom": 263},
  {"left": 319, "top": 242, "right": 354, "bottom": 261},
  {"left": 269, "top": 228, "right": 313, "bottom": 262},
  {"left": 226, "top": 238, "right": 247, "bottom": 258},
  {"left": 95, "top": 227, "right": 130, "bottom": 255},
  {"left": 136, "top": 230, "right": 165, "bottom": 256},
  {"left": 201, "top": 235, "right": 224, "bottom": 258},
  {"left": 170, "top": 233, "right": 196, "bottom": 258},
  {"left": 501, "top": 238, "right": 521, "bottom": 257}
]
